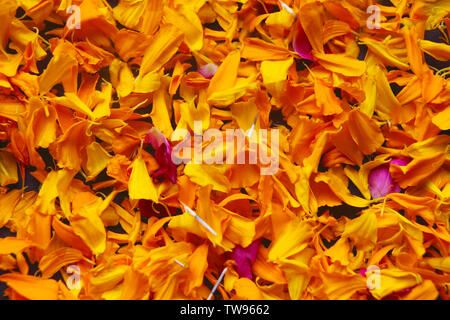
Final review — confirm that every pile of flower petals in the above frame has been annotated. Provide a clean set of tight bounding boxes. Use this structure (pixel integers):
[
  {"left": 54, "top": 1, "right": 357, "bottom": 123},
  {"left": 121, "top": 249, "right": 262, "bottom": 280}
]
[{"left": 0, "top": 0, "right": 449, "bottom": 300}]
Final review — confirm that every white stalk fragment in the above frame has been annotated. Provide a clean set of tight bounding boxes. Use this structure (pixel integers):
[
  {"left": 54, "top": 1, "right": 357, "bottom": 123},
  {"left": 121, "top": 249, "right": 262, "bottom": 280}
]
[
  {"left": 207, "top": 267, "right": 228, "bottom": 300},
  {"left": 180, "top": 201, "right": 217, "bottom": 236},
  {"left": 174, "top": 259, "right": 185, "bottom": 267},
  {"left": 279, "top": 0, "right": 296, "bottom": 17},
  {"left": 247, "top": 112, "right": 259, "bottom": 139}
]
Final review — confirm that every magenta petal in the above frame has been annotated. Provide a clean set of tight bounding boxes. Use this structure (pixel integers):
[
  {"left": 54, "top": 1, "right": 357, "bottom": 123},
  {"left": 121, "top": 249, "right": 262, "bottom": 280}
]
[
  {"left": 368, "top": 165, "right": 393, "bottom": 199},
  {"left": 232, "top": 240, "right": 260, "bottom": 279},
  {"left": 293, "top": 23, "right": 313, "bottom": 61},
  {"left": 198, "top": 63, "right": 218, "bottom": 79}
]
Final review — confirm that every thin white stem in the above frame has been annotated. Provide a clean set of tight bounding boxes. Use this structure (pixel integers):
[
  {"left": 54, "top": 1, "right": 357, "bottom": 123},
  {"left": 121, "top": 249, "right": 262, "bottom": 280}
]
[
  {"left": 207, "top": 267, "right": 228, "bottom": 301},
  {"left": 279, "top": 0, "right": 296, "bottom": 17},
  {"left": 247, "top": 112, "right": 259, "bottom": 139},
  {"left": 180, "top": 201, "right": 217, "bottom": 236},
  {"left": 174, "top": 259, "right": 185, "bottom": 267}
]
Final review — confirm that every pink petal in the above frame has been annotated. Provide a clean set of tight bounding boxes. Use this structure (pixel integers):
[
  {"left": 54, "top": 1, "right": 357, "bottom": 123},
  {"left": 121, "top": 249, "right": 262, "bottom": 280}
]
[
  {"left": 144, "top": 127, "right": 167, "bottom": 150},
  {"left": 293, "top": 22, "right": 313, "bottom": 61},
  {"left": 368, "top": 165, "right": 393, "bottom": 199},
  {"left": 198, "top": 63, "right": 218, "bottom": 79},
  {"left": 389, "top": 158, "right": 410, "bottom": 166},
  {"left": 232, "top": 239, "right": 260, "bottom": 279}
]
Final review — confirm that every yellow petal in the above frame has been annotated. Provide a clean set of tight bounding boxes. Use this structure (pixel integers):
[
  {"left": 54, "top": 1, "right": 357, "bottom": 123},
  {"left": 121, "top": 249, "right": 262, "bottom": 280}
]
[
  {"left": 0, "top": 273, "right": 59, "bottom": 300},
  {"left": 164, "top": 6, "right": 203, "bottom": 51},
  {"left": 260, "top": 58, "right": 293, "bottom": 98},
  {"left": 0, "top": 189, "right": 22, "bottom": 228},
  {"left": 139, "top": 24, "right": 183, "bottom": 75},
  {"left": 69, "top": 193, "right": 106, "bottom": 256},
  {"left": 370, "top": 269, "right": 422, "bottom": 300},
  {"left": 419, "top": 39, "right": 450, "bottom": 61},
  {"left": 83, "top": 141, "right": 112, "bottom": 181},
  {"left": 109, "top": 59, "right": 135, "bottom": 98},
  {"left": 120, "top": 267, "right": 149, "bottom": 300},
  {"left": 128, "top": 154, "right": 159, "bottom": 202},
  {"left": 423, "top": 257, "right": 450, "bottom": 273},
  {"left": 207, "top": 50, "right": 240, "bottom": 99},
  {"left": 360, "top": 37, "right": 409, "bottom": 70},
  {"left": 432, "top": 106, "right": 450, "bottom": 130},
  {"left": 150, "top": 75, "right": 173, "bottom": 137},
  {"left": 39, "top": 42, "right": 78, "bottom": 95},
  {"left": 38, "top": 247, "right": 84, "bottom": 278},
  {"left": 90, "top": 265, "right": 128, "bottom": 294},
  {"left": 50, "top": 93, "right": 95, "bottom": 120},
  {"left": 233, "top": 278, "right": 264, "bottom": 299},
  {"left": 0, "top": 150, "right": 18, "bottom": 186},
  {"left": 55, "top": 121, "right": 91, "bottom": 171},
  {"left": 321, "top": 272, "right": 367, "bottom": 300},
  {"left": 0, "top": 237, "right": 33, "bottom": 255},
  {"left": 314, "top": 52, "right": 366, "bottom": 77},
  {"left": 241, "top": 37, "right": 291, "bottom": 61},
  {"left": 279, "top": 248, "right": 315, "bottom": 299},
  {"left": 184, "top": 164, "right": 230, "bottom": 193},
  {"left": 348, "top": 109, "right": 385, "bottom": 155},
  {"left": 134, "top": 70, "right": 161, "bottom": 93},
  {"left": 325, "top": 237, "right": 351, "bottom": 266},
  {"left": 265, "top": 9, "right": 295, "bottom": 29},
  {"left": 34, "top": 169, "right": 76, "bottom": 215},
  {"left": 402, "top": 280, "right": 439, "bottom": 300},
  {"left": 184, "top": 243, "right": 208, "bottom": 295},
  {"left": 268, "top": 218, "right": 313, "bottom": 261},
  {"left": 342, "top": 211, "right": 377, "bottom": 250},
  {"left": 223, "top": 208, "right": 255, "bottom": 248}
]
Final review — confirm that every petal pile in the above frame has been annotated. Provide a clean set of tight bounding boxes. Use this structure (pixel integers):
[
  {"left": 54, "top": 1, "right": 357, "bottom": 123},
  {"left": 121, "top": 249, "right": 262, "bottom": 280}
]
[{"left": 0, "top": 0, "right": 449, "bottom": 300}]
